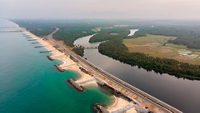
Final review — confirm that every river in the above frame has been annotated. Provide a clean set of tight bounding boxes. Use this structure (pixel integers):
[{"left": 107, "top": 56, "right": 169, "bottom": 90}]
[
  {"left": 74, "top": 32, "right": 200, "bottom": 113},
  {"left": 128, "top": 29, "right": 139, "bottom": 36},
  {"left": 0, "top": 19, "right": 113, "bottom": 113}
]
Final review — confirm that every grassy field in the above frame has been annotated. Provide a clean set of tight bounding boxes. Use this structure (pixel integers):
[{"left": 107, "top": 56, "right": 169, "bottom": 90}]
[{"left": 123, "top": 34, "right": 200, "bottom": 65}]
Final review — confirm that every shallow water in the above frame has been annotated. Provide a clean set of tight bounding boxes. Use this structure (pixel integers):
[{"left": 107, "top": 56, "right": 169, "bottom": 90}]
[{"left": 0, "top": 20, "right": 113, "bottom": 113}]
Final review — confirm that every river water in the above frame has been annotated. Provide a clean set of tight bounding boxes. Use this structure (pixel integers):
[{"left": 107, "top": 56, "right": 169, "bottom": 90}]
[
  {"left": 74, "top": 33, "right": 200, "bottom": 113},
  {"left": 0, "top": 19, "right": 113, "bottom": 113}
]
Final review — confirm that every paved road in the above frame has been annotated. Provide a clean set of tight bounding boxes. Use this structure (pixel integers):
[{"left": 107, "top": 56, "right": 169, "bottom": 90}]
[{"left": 44, "top": 29, "right": 182, "bottom": 113}]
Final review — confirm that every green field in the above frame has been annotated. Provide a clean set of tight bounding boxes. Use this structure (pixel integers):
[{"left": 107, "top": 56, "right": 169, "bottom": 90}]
[{"left": 123, "top": 34, "right": 200, "bottom": 65}]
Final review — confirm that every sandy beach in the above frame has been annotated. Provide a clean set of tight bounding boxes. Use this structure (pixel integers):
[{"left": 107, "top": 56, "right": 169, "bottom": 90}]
[
  {"left": 22, "top": 29, "right": 181, "bottom": 113},
  {"left": 23, "top": 30, "right": 134, "bottom": 113},
  {"left": 107, "top": 96, "right": 137, "bottom": 113}
]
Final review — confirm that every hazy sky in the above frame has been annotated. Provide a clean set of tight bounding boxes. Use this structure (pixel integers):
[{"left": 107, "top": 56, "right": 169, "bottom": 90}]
[{"left": 0, "top": 0, "right": 200, "bottom": 20}]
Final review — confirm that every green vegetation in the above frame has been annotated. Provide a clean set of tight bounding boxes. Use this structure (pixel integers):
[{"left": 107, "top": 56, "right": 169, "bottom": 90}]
[
  {"left": 134, "top": 25, "right": 200, "bottom": 49},
  {"left": 94, "top": 23, "right": 200, "bottom": 79},
  {"left": 15, "top": 20, "right": 200, "bottom": 79},
  {"left": 123, "top": 35, "right": 200, "bottom": 65},
  {"left": 89, "top": 27, "right": 130, "bottom": 43},
  {"left": 99, "top": 39, "right": 200, "bottom": 80},
  {"left": 124, "top": 34, "right": 175, "bottom": 45},
  {"left": 72, "top": 46, "right": 84, "bottom": 57},
  {"left": 14, "top": 20, "right": 55, "bottom": 36},
  {"left": 15, "top": 20, "right": 97, "bottom": 46},
  {"left": 131, "top": 30, "right": 146, "bottom": 38},
  {"left": 53, "top": 24, "right": 96, "bottom": 46}
]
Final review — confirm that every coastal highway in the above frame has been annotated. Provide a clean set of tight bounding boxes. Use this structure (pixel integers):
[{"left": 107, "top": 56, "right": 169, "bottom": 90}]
[{"left": 46, "top": 37, "right": 182, "bottom": 113}]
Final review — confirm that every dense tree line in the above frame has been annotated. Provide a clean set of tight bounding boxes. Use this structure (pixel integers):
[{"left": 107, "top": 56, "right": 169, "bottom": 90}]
[
  {"left": 15, "top": 20, "right": 97, "bottom": 46},
  {"left": 16, "top": 20, "right": 200, "bottom": 49},
  {"left": 15, "top": 20, "right": 55, "bottom": 36},
  {"left": 16, "top": 20, "right": 200, "bottom": 80},
  {"left": 53, "top": 24, "right": 96, "bottom": 46},
  {"left": 99, "top": 39, "right": 200, "bottom": 80},
  {"left": 15, "top": 20, "right": 97, "bottom": 57},
  {"left": 89, "top": 27, "right": 130, "bottom": 43},
  {"left": 72, "top": 46, "right": 84, "bottom": 57},
  {"left": 134, "top": 25, "right": 200, "bottom": 49}
]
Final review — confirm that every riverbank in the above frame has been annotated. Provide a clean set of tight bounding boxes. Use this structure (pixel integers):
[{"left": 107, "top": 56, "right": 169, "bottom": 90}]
[
  {"left": 74, "top": 29, "right": 200, "bottom": 113},
  {"left": 25, "top": 29, "right": 182, "bottom": 113},
  {"left": 23, "top": 30, "right": 133, "bottom": 113},
  {"left": 99, "top": 37, "right": 200, "bottom": 80}
]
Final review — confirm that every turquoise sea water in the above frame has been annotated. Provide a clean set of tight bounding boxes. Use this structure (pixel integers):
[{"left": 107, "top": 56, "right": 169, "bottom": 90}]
[{"left": 0, "top": 20, "right": 112, "bottom": 113}]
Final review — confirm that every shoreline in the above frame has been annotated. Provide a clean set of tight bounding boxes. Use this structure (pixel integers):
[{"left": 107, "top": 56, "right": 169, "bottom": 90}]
[
  {"left": 22, "top": 29, "right": 182, "bottom": 113},
  {"left": 23, "top": 30, "right": 130, "bottom": 112}
]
